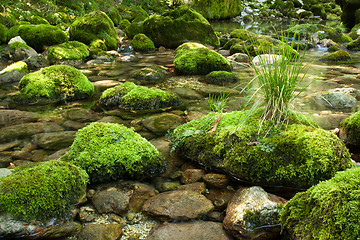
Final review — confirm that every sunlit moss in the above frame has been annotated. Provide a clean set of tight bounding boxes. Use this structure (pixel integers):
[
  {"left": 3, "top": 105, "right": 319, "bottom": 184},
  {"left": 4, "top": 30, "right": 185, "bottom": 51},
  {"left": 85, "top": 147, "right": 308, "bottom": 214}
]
[
  {"left": 341, "top": 110, "right": 360, "bottom": 146},
  {"left": 131, "top": 33, "right": 155, "bottom": 53},
  {"left": 48, "top": 41, "right": 89, "bottom": 62}
]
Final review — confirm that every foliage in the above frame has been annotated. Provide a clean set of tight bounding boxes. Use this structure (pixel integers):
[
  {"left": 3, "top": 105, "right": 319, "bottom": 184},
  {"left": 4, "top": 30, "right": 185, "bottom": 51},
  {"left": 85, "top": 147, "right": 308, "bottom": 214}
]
[
  {"left": 0, "top": 160, "right": 88, "bottom": 221},
  {"left": 61, "top": 122, "right": 164, "bottom": 183},
  {"left": 280, "top": 167, "right": 360, "bottom": 239},
  {"left": 48, "top": 41, "right": 90, "bottom": 62},
  {"left": 191, "top": 0, "right": 242, "bottom": 20},
  {"left": 0, "top": 24, "right": 7, "bottom": 44}
]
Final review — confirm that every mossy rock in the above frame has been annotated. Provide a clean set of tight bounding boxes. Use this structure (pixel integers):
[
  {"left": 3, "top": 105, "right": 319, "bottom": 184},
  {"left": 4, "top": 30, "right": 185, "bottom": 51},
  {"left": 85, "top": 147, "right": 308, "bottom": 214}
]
[
  {"left": 349, "top": 23, "right": 360, "bottom": 39},
  {"left": 0, "top": 24, "right": 7, "bottom": 44},
  {"left": 131, "top": 33, "right": 155, "bottom": 53},
  {"left": 319, "top": 50, "right": 352, "bottom": 61},
  {"left": 69, "top": 11, "right": 118, "bottom": 50},
  {"left": 191, "top": 0, "right": 242, "bottom": 20},
  {"left": 230, "top": 29, "right": 256, "bottom": 41},
  {"left": 98, "top": 82, "right": 182, "bottom": 110},
  {"left": 46, "top": 12, "right": 72, "bottom": 25},
  {"left": 119, "top": 19, "right": 131, "bottom": 30},
  {"left": 0, "top": 160, "right": 88, "bottom": 221},
  {"left": 130, "top": 65, "right": 168, "bottom": 81},
  {"left": 340, "top": 110, "right": 360, "bottom": 146},
  {"left": 285, "top": 24, "right": 344, "bottom": 42},
  {"left": 346, "top": 37, "right": 360, "bottom": 51},
  {"left": 17, "top": 65, "right": 94, "bottom": 103},
  {"left": 280, "top": 167, "right": 360, "bottom": 239},
  {"left": 107, "top": 7, "right": 122, "bottom": 26},
  {"left": 61, "top": 122, "right": 164, "bottom": 183},
  {"left": 222, "top": 38, "right": 244, "bottom": 50},
  {"left": 48, "top": 41, "right": 90, "bottom": 62},
  {"left": 171, "top": 110, "right": 353, "bottom": 189},
  {"left": 18, "top": 24, "right": 67, "bottom": 52},
  {"left": 125, "top": 21, "right": 144, "bottom": 39},
  {"left": 204, "top": 71, "right": 239, "bottom": 84},
  {"left": 89, "top": 39, "right": 108, "bottom": 57},
  {"left": 142, "top": 6, "right": 219, "bottom": 48},
  {"left": 29, "top": 15, "right": 50, "bottom": 25},
  {"left": 9, "top": 41, "right": 30, "bottom": 55},
  {"left": 174, "top": 42, "right": 232, "bottom": 75},
  {"left": 310, "top": 4, "right": 326, "bottom": 19},
  {"left": 0, "top": 61, "right": 28, "bottom": 74}
]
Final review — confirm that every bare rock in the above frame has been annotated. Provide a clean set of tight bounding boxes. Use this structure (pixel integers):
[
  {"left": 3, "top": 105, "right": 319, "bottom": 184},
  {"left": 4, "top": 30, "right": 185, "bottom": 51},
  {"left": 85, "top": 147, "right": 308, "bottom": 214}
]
[
  {"left": 92, "top": 187, "right": 131, "bottom": 215},
  {"left": 77, "top": 223, "right": 123, "bottom": 240},
  {"left": 180, "top": 168, "right": 206, "bottom": 184},
  {"left": 0, "top": 110, "right": 39, "bottom": 127},
  {"left": 32, "top": 131, "right": 76, "bottom": 150},
  {"left": 202, "top": 173, "right": 229, "bottom": 189}
]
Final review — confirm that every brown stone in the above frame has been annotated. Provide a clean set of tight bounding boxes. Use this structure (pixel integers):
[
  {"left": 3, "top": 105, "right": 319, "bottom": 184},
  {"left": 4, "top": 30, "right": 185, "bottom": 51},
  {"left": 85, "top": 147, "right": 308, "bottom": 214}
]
[
  {"left": 77, "top": 223, "right": 123, "bottom": 240},
  {"left": 177, "top": 182, "right": 206, "bottom": 194},
  {"left": 92, "top": 187, "right": 131, "bottom": 215},
  {"left": 202, "top": 173, "right": 229, "bottom": 189},
  {"left": 180, "top": 168, "right": 206, "bottom": 184}
]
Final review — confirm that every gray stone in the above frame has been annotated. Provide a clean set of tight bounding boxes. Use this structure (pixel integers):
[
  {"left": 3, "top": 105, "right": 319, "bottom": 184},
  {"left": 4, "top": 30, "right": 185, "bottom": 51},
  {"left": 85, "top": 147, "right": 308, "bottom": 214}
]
[
  {"left": 8, "top": 36, "right": 26, "bottom": 45},
  {"left": 142, "top": 113, "right": 183, "bottom": 136},
  {"left": 10, "top": 47, "right": 38, "bottom": 62},
  {"left": 92, "top": 187, "right": 131, "bottom": 215},
  {"left": 223, "top": 186, "right": 287, "bottom": 240},
  {"left": 228, "top": 53, "right": 250, "bottom": 63},
  {"left": 142, "top": 190, "right": 214, "bottom": 221},
  {"left": 252, "top": 54, "right": 286, "bottom": 68},
  {"left": 0, "top": 110, "right": 39, "bottom": 127},
  {"left": 32, "top": 131, "right": 76, "bottom": 150},
  {"left": 316, "top": 92, "right": 357, "bottom": 109},
  {"left": 77, "top": 223, "right": 123, "bottom": 240},
  {"left": 147, "top": 221, "right": 232, "bottom": 240},
  {"left": 0, "top": 70, "right": 26, "bottom": 84},
  {"left": 24, "top": 54, "right": 50, "bottom": 70}
]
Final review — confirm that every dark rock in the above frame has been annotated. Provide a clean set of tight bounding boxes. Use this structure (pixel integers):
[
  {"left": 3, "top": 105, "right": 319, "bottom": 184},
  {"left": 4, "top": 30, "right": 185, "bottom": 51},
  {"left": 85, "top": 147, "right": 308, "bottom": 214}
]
[
  {"left": 92, "top": 187, "right": 131, "bottom": 215},
  {"left": 24, "top": 54, "right": 50, "bottom": 70},
  {"left": 45, "top": 148, "right": 70, "bottom": 161},
  {"left": 142, "top": 113, "right": 183, "bottom": 136},
  {"left": 206, "top": 188, "right": 235, "bottom": 210},
  {"left": 177, "top": 182, "right": 206, "bottom": 194},
  {"left": 10, "top": 46, "right": 37, "bottom": 62},
  {"left": 0, "top": 70, "right": 26, "bottom": 84},
  {"left": 32, "top": 131, "right": 76, "bottom": 150},
  {"left": 180, "top": 168, "right": 206, "bottom": 184},
  {"left": 0, "top": 110, "right": 39, "bottom": 127},
  {"left": 142, "top": 190, "right": 214, "bottom": 221},
  {"left": 62, "top": 108, "right": 100, "bottom": 122}
]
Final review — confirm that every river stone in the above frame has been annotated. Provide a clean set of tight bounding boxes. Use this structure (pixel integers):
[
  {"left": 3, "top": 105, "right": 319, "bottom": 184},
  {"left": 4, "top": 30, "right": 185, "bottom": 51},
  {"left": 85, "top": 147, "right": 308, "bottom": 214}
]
[
  {"left": 79, "top": 205, "right": 102, "bottom": 223},
  {"left": 180, "top": 168, "right": 206, "bottom": 184},
  {"left": 142, "top": 190, "right": 214, "bottom": 221},
  {"left": 92, "top": 187, "right": 131, "bottom": 215},
  {"left": 252, "top": 54, "right": 286, "bottom": 68},
  {"left": 32, "top": 131, "right": 76, "bottom": 150},
  {"left": 77, "top": 223, "right": 123, "bottom": 240},
  {"left": 24, "top": 54, "right": 49, "bottom": 70},
  {"left": 10, "top": 46, "right": 38, "bottom": 62},
  {"left": 177, "top": 182, "right": 206, "bottom": 194},
  {"left": 207, "top": 188, "right": 235, "bottom": 210},
  {"left": 315, "top": 92, "right": 357, "bottom": 109},
  {"left": 171, "top": 87, "right": 203, "bottom": 100},
  {"left": 8, "top": 36, "right": 27, "bottom": 45},
  {"left": 0, "top": 153, "right": 12, "bottom": 168},
  {"left": 0, "top": 70, "right": 26, "bottom": 84},
  {"left": 0, "top": 122, "right": 64, "bottom": 143},
  {"left": 147, "top": 221, "right": 232, "bottom": 240},
  {"left": 202, "top": 173, "right": 229, "bottom": 189},
  {"left": 62, "top": 108, "right": 100, "bottom": 122},
  {"left": 223, "top": 186, "right": 287, "bottom": 240},
  {"left": 142, "top": 113, "right": 183, "bottom": 136},
  {"left": 0, "top": 140, "right": 21, "bottom": 152},
  {"left": 228, "top": 53, "right": 250, "bottom": 63},
  {"left": 0, "top": 109, "right": 39, "bottom": 127}
]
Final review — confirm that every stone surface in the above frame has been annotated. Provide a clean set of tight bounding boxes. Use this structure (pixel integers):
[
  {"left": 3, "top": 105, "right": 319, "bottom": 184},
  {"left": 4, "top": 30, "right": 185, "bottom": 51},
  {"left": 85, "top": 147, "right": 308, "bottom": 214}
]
[
  {"left": 223, "top": 186, "right": 287, "bottom": 240},
  {"left": 92, "top": 187, "right": 131, "bottom": 215},
  {"left": 10, "top": 46, "right": 37, "bottom": 62},
  {"left": 207, "top": 188, "right": 235, "bottom": 210},
  {"left": 142, "top": 190, "right": 214, "bottom": 221},
  {"left": 143, "top": 113, "right": 183, "bottom": 136},
  {"left": 177, "top": 182, "right": 206, "bottom": 194},
  {"left": 0, "top": 110, "right": 39, "bottom": 127},
  {"left": 316, "top": 92, "right": 357, "bottom": 109},
  {"left": 77, "top": 223, "right": 123, "bottom": 240},
  {"left": 32, "top": 131, "right": 76, "bottom": 150},
  {"left": 202, "top": 173, "right": 229, "bottom": 189},
  {"left": 62, "top": 108, "right": 100, "bottom": 122},
  {"left": 0, "top": 70, "right": 26, "bottom": 84},
  {"left": 180, "top": 168, "right": 206, "bottom": 184}
]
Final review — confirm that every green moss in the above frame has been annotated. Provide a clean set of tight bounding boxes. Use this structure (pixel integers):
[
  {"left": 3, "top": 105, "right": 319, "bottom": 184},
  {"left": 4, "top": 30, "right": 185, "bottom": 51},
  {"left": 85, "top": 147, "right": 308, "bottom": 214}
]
[
  {"left": 18, "top": 24, "right": 67, "bottom": 52},
  {"left": 171, "top": 110, "right": 353, "bottom": 189},
  {"left": 18, "top": 65, "right": 94, "bottom": 102},
  {"left": 131, "top": 33, "right": 155, "bottom": 53},
  {"left": 0, "top": 61, "right": 28, "bottom": 74},
  {"left": 191, "top": 0, "right": 242, "bottom": 20},
  {"left": 69, "top": 11, "right": 118, "bottom": 50},
  {"left": 61, "top": 122, "right": 164, "bottom": 183},
  {"left": 29, "top": 15, "right": 50, "bottom": 25},
  {"left": 119, "top": 19, "right": 131, "bottom": 30},
  {"left": 0, "top": 160, "right": 88, "bottom": 221},
  {"left": 319, "top": 50, "right": 352, "bottom": 61},
  {"left": 347, "top": 37, "right": 360, "bottom": 51},
  {"left": 130, "top": 65, "right": 167, "bottom": 81},
  {"left": 280, "top": 167, "right": 360, "bottom": 239},
  {"left": 0, "top": 12, "right": 17, "bottom": 28},
  {"left": 285, "top": 24, "right": 343, "bottom": 42},
  {"left": 340, "top": 33, "right": 353, "bottom": 43},
  {"left": 230, "top": 29, "right": 256, "bottom": 41},
  {"left": 9, "top": 41, "right": 30, "bottom": 55},
  {"left": 204, "top": 71, "right": 239, "bottom": 84},
  {"left": 310, "top": 4, "right": 326, "bottom": 19},
  {"left": 48, "top": 41, "right": 90, "bottom": 62},
  {"left": 0, "top": 24, "right": 7, "bottom": 44},
  {"left": 125, "top": 21, "right": 144, "bottom": 39},
  {"left": 174, "top": 42, "right": 232, "bottom": 75},
  {"left": 222, "top": 38, "right": 243, "bottom": 50},
  {"left": 89, "top": 39, "right": 108, "bottom": 57},
  {"left": 340, "top": 110, "right": 360, "bottom": 146},
  {"left": 107, "top": 7, "right": 122, "bottom": 26},
  {"left": 99, "top": 81, "right": 181, "bottom": 110}
]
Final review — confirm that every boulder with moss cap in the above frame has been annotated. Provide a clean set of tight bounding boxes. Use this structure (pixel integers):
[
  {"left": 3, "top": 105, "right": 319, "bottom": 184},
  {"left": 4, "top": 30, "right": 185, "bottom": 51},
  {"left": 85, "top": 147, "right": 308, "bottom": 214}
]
[
  {"left": 98, "top": 82, "right": 181, "bottom": 110},
  {"left": 174, "top": 42, "right": 232, "bottom": 75},
  {"left": 47, "top": 41, "right": 90, "bottom": 63},
  {"left": 16, "top": 65, "right": 94, "bottom": 103},
  {"left": 132, "top": 33, "right": 155, "bottom": 53},
  {"left": 171, "top": 109, "right": 354, "bottom": 190},
  {"left": 319, "top": 50, "right": 352, "bottom": 61},
  {"left": 69, "top": 11, "right": 118, "bottom": 50},
  {"left": 340, "top": 110, "right": 360, "bottom": 147},
  {"left": 61, "top": 122, "right": 164, "bottom": 183},
  {"left": 191, "top": 0, "right": 242, "bottom": 20}
]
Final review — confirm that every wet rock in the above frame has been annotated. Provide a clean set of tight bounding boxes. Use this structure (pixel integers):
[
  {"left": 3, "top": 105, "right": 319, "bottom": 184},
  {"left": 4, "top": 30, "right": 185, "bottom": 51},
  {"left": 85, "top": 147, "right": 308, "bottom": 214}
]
[
  {"left": 77, "top": 223, "right": 123, "bottom": 240},
  {"left": 142, "top": 190, "right": 214, "bottom": 221},
  {"left": 0, "top": 122, "right": 64, "bottom": 143},
  {"left": 171, "top": 87, "right": 203, "bottom": 100},
  {"left": 315, "top": 92, "right": 357, "bottom": 109},
  {"left": 92, "top": 187, "right": 131, "bottom": 215},
  {"left": 92, "top": 80, "right": 121, "bottom": 91},
  {"left": 203, "top": 173, "right": 229, "bottom": 189},
  {"left": 32, "top": 131, "right": 76, "bottom": 150},
  {"left": 0, "top": 153, "right": 12, "bottom": 168},
  {"left": 319, "top": 50, "right": 352, "bottom": 61},
  {"left": 0, "top": 109, "right": 39, "bottom": 127},
  {"left": 79, "top": 205, "right": 102, "bottom": 223},
  {"left": 180, "top": 169, "right": 205, "bottom": 184},
  {"left": 223, "top": 186, "right": 287, "bottom": 240},
  {"left": 0, "top": 140, "right": 21, "bottom": 152},
  {"left": 121, "top": 212, "right": 159, "bottom": 240},
  {"left": 331, "top": 87, "right": 360, "bottom": 100},
  {"left": 128, "top": 182, "right": 157, "bottom": 212},
  {"left": 142, "top": 113, "right": 183, "bottom": 136},
  {"left": 227, "top": 53, "right": 250, "bottom": 63},
  {"left": 177, "top": 182, "right": 206, "bottom": 194},
  {"left": 156, "top": 181, "right": 180, "bottom": 192},
  {"left": 62, "top": 108, "right": 100, "bottom": 122},
  {"left": 147, "top": 221, "right": 232, "bottom": 240},
  {"left": 206, "top": 188, "right": 235, "bottom": 210}
]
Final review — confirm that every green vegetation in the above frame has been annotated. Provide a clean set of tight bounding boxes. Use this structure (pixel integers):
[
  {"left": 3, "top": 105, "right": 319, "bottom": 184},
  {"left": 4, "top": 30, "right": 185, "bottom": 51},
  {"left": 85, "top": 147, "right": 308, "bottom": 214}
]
[
  {"left": 191, "top": 0, "right": 242, "bottom": 20},
  {"left": 18, "top": 24, "right": 67, "bottom": 52},
  {"left": 130, "top": 65, "right": 167, "bottom": 81},
  {"left": 341, "top": 110, "right": 360, "bottom": 146},
  {"left": 0, "top": 160, "right": 88, "bottom": 221},
  {"left": 0, "top": 61, "right": 28, "bottom": 74},
  {"left": 17, "top": 65, "right": 94, "bottom": 102},
  {"left": 61, "top": 122, "right": 164, "bottom": 183},
  {"left": 0, "top": 24, "right": 7, "bottom": 44},
  {"left": 29, "top": 15, "right": 50, "bottom": 25},
  {"left": 48, "top": 41, "right": 90, "bottom": 62},
  {"left": 99, "top": 81, "right": 181, "bottom": 110},
  {"left": 320, "top": 50, "right": 352, "bottom": 61},
  {"left": 119, "top": 19, "right": 131, "bottom": 30},
  {"left": 174, "top": 42, "right": 232, "bottom": 75},
  {"left": 347, "top": 37, "right": 360, "bottom": 51},
  {"left": 131, "top": 33, "right": 155, "bottom": 53},
  {"left": 9, "top": 41, "right": 31, "bottom": 55},
  {"left": 280, "top": 167, "right": 360, "bottom": 239},
  {"left": 107, "top": 7, "right": 122, "bottom": 26}
]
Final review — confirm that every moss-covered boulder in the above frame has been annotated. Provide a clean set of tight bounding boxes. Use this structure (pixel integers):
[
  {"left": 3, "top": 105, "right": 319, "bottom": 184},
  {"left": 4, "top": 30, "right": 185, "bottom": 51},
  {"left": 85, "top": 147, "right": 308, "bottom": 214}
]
[
  {"left": 0, "top": 24, "right": 7, "bottom": 44},
  {"left": 0, "top": 12, "right": 17, "bottom": 28},
  {"left": 18, "top": 24, "right": 67, "bottom": 52},
  {"left": 61, "top": 122, "right": 164, "bottom": 183},
  {"left": 340, "top": 110, "right": 360, "bottom": 147},
  {"left": 29, "top": 15, "right": 50, "bottom": 25},
  {"left": 119, "top": 19, "right": 131, "bottom": 30},
  {"left": 17, "top": 65, "right": 94, "bottom": 103},
  {"left": 280, "top": 166, "right": 360, "bottom": 239},
  {"left": 346, "top": 37, "right": 360, "bottom": 50},
  {"left": 174, "top": 42, "right": 232, "bottom": 75},
  {"left": 0, "top": 160, "right": 88, "bottom": 221},
  {"left": 204, "top": 71, "right": 239, "bottom": 84},
  {"left": 130, "top": 65, "right": 168, "bottom": 82},
  {"left": 319, "top": 50, "right": 352, "bottom": 61},
  {"left": 98, "top": 82, "right": 181, "bottom": 110},
  {"left": 336, "top": 0, "right": 360, "bottom": 29},
  {"left": 69, "top": 11, "right": 118, "bottom": 50},
  {"left": 191, "top": 0, "right": 242, "bottom": 20},
  {"left": 48, "top": 41, "right": 90, "bottom": 63},
  {"left": 171, "top": 110, "right": 353, "bottom": 189},
  {"left": 107, "top": 7, "right": 122, "bottom": 26},
  {"left": 89, "top": 39, "right": 108, "bottom": 57},
  {"left": 142, "top": 6, "right": 219, "bottom": 48},
  {"left": 131, "top": 33, "right": 155, "bottom": 53},
  {"left": 0, "top": 61, "right": 28, "bottom": 74}
]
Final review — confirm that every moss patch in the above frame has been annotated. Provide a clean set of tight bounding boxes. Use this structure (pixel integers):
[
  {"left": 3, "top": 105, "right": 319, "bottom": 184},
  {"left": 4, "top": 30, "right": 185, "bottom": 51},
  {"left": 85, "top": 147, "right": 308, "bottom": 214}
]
[
  {"left": 48, "top": 41, "right": 90, "bottom": 62},
  {"left": 0, "top": 160, "right": 88, "bottom": 221},
  {"left": 131, "top": 33, "right": 155, "bottom": 53},
  {"left": 0, "top": 24, "right": 7, "bottom": 44},
  {"left": 0, "top": 61, "right": 28, "bottom": 74},
  {"left": 319, "top": 50, "right": 352, "bottom": 61},
  {"left": 191, "top": 0, "right": 242, "bottom": 20},
  {"left": 61, "top": 122, "right": 164, "bottom": 183},
  {"left": 9, "top": 41, "right": 30, "bottom": 55},
  {"left": 17, "top": 65, "right": 94, "bottom": 102},
  {"left": 340, "top": 110, "right": 360, "bottom": 146},
  {"left": 347, "top": 37, "right": 360, "bottom": 51},
  {"left": 280, "top": 167, "right": 360, "bottom": 239},
  {"left": 204, "top": 71, "right": 239, "bottom": 84}
]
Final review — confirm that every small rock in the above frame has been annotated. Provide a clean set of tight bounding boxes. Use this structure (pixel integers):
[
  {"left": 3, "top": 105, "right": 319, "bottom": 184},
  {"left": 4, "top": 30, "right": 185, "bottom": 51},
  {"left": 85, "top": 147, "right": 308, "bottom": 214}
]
[
  {"left": 0, "top": 109, "right": 39, "bottom": 127},
  {"left": 32, "top": 131, "right": 76, "bottom": 150},
  {"left": 62, "top": 108, "right": 100, "bottom": 122},
  {"left": 92, "top": 187, "right": 131, "bottom": 215},
  {"left": 180, "top": 168, "right": 206, "bottom": 184},
  {"left": 0, "top": 70, "right": 26, "bottom": 84},
  {"left": 77, "top": 223, "right": 123, "bottom": 240},
  {"left": 79, "top": 205, "right": 102, "bottom": 223},
  {"left": 142, "top": 113, "right": 183, "bottom": 136},
  {"left": 177, "top": 182, "right": 206, "bottom": 194},
  {"left": 315, "top": 92, "right": 357, "bottom": 109},
  {"left": 202, "top": 173, "right": 229, "bottom": 188}
]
